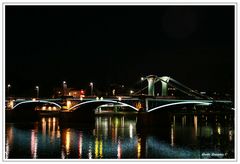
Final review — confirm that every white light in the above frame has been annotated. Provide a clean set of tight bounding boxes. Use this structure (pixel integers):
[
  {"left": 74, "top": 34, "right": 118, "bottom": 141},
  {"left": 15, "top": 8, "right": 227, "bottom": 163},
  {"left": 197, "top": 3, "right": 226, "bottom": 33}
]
[
  {"left": 129, "top": 124, "right": 133, "bottom": 138},
  {"left": 35, "top": 86, "right": 39, "bottom": 89},
  {"left": 118, "top": 97, "right": 122, "bottom": 101},
  {"left": 141, "top": 77, "right": 144, "bottom": 81},
  {"left": 96, "top": 97, "right": 99, "bottom": 100},
  {"left": 32, "top": 98, "right": 36, "bottom": 101},
  {"left": 100, "top": 97, "right": 103, "bottom": 100},
  {"left": 90, "top": 82, "right": 93, "bottom": 86},
  {"left": 80, "top": 97, "right": 83, "bottom": 101},
  {"left": 12, "top": 100, "right": 62, "bottom": 110},
  {"left": 147, "top": 101, "right": 212, "bottom": 113},
  {"left": 63, "top": 81, "right": 66, "bottom": 84},
  {"left": 8, "top": 84, "right": 11, "bottom": 88},
  {"left": 130, "top": 90, "right": 134, "bottom": 94},
  {"left": 69, "top": 99, "right": 139, "bottom": 111},
  {"left": 112, "top": 89, "right": 115, "bottom": 96}
]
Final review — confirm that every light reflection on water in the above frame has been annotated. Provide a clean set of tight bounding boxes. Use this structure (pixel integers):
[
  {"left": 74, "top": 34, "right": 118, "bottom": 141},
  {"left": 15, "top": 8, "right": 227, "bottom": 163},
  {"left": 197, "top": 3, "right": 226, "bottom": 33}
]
[{"left": 5, "top": 114, "right": 234, "bottom": 159}]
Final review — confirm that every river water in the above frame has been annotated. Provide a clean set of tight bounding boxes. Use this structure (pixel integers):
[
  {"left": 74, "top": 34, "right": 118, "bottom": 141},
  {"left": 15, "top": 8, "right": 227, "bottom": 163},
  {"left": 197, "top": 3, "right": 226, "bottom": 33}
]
[{"left": 5, "top": 112, "right": 234, "bottom": 159}]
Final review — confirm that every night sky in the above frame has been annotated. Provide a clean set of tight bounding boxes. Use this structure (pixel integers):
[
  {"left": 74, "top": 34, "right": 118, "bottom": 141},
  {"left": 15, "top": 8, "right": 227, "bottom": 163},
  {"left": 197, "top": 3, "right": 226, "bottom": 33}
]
[{"left": 5, "top": 5, "right": 235, "bottom": 97}]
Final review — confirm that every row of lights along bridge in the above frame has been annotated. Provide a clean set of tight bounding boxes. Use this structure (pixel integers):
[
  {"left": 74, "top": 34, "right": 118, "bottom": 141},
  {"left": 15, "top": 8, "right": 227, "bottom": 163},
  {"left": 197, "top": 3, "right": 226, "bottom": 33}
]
[{"left": 6, "top": 79, "right": 140, "bottom": 99}]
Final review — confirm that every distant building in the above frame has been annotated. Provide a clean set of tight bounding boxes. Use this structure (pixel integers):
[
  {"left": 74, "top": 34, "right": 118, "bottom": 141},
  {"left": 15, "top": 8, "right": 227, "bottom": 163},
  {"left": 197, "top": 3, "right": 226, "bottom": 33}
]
[
  {"left": 68, "top": 89, "right": 85, "bottom": 98},
  {"left": 168, "top": 87, "right": 176, "bottom": 96},
  {"left": 52, "top": 87, "right": 85, "bottom": 98},
  {"left": 109, "top": 84, "right": 126, "bottom": 96}
]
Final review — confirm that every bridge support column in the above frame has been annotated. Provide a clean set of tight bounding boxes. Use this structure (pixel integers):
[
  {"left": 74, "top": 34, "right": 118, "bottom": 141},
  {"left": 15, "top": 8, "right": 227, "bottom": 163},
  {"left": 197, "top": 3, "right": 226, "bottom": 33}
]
[
  {"left": 146, "top": 75, "right": 158, "bottom": 96},
  {"left": 145, "top": 98, "right": 149, "bottom": 111},
  {"left": 160, "top": 76, "right": 170, "bottom": 96}
]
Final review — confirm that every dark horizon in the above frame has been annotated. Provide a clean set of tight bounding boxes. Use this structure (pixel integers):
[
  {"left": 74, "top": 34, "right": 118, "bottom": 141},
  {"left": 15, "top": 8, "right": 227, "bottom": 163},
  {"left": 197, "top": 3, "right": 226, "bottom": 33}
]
[{"left": 5, "top": 5, "right": 235, "bottom": 97}]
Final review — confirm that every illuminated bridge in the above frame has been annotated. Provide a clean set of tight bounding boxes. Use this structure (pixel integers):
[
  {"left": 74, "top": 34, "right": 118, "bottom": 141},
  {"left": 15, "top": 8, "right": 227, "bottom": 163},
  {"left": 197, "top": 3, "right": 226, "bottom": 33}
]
[
  {"left": 9, "top": 97, "right": 231, "bottom": 113},
  {"left": 6, "top": 75, "right": 233, "bottom": 123},
  {"left": 9, "top": 75, "right": 232, "bottom": 112}
]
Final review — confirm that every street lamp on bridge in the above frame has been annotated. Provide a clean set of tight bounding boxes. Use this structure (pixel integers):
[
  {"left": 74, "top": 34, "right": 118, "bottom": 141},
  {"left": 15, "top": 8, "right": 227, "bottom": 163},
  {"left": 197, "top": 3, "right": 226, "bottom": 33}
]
[
  {"left": 7, "top": 84, "right": 11, "bottom": 98},
  {"left": 140, "top": 77, "right": 145, "bottom": 95},
  {"left": 63, "top": 81, "right": 67, "bottom": 96},
  {"left": 35, "top": 86, "right": 39, "bottom": 98},
  {"left": 90, "top": 82, "right": 93, "bottom": 96}
]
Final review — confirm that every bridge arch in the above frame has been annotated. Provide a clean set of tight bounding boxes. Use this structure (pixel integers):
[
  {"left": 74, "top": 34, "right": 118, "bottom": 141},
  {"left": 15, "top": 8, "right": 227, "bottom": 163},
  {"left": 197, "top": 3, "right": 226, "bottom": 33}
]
[
  {"left": 147, "top": 101, "right": 212, "bottom": 113},
  {"left": 12, "top": 100, "right": 62, "bottom": 110},
  {"left": 69, "top": 100, "right": 139, "bottom": 111}
]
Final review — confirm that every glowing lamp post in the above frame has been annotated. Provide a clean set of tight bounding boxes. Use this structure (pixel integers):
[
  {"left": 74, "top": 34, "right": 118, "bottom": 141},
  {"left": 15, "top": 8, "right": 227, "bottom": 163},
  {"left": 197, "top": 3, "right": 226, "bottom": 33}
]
[
  {"left": 90, "top": 82, "right": 93, "bottom": 96},
  {"left": 140, "top": 77, "right": 145, "bottom": 95},
  {"left": 63, "top": 81, "right": 67, "bottom": 96},
  {"left": 35, "top": 86, "right": 39, "bottom": 98},
  {"left": 7, "top": 84, "right": 11, "bottom": 98}
]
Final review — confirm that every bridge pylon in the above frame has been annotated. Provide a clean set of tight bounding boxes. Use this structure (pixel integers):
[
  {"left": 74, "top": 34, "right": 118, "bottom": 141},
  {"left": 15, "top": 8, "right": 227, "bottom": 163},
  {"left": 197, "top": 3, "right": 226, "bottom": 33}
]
[
  {"left": 159, "top": 76, "right": 170, "bottom": 96},
  {"left": 143, "top": 75, "right": 170, "bottom": 97},
  {"left": 146, "top": 75, "right": 159, "bottom": 96}
]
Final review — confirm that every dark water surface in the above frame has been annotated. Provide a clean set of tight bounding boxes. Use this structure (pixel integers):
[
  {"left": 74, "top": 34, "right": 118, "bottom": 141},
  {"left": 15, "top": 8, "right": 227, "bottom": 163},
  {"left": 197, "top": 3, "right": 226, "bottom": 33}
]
[{"left": 5, "top": 112, "right": 234, "bottom": 159}]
